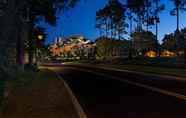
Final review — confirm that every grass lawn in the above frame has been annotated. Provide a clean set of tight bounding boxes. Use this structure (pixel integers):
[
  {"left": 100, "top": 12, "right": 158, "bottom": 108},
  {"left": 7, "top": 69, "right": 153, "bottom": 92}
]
[
  {"left": 65, "top": 57, "right": 186, "bottom": 78},
  {"left": 0, "top": 69, "right": 79, "bottom": 118},
  {"left": 99, "top": 64, "right": 186, "bottom": 78}
]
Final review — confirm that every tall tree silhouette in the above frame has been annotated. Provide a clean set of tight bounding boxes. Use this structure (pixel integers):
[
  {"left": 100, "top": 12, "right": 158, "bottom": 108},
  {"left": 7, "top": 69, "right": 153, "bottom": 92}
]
[
  {"left": 152, "top": 0, "right": 165, "bottom": 41},
  {"left": 170, "top": 0, "right": 186, "bottom": 31},
  {"left": 127, "top": 0, "right": 145, "bottom": 31},
  {"left": 96, "top": 0, "right": 127, "bottom": 40},
  {"left": 96, "top": 6, "right": 110, "bottom": 38},
  {"left": 170, "top": 0, "right": 186, "bottom": 63}
]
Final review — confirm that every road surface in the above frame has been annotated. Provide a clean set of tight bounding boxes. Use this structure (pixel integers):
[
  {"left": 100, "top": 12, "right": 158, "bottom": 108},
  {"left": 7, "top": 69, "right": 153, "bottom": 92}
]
[{"left": 47, "top": 64, "right": 186, "bottom": 118}]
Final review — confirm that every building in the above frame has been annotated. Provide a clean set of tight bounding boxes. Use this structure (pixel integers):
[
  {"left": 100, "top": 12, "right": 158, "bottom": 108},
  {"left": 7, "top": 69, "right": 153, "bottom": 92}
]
[{"left": 49, "top": 35, "right": 96, "bottom": 59}]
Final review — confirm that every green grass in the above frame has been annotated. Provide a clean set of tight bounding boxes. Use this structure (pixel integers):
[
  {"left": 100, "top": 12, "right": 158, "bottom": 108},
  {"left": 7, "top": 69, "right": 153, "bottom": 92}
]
[
  {"left": 68, "top": 57, "right": 186, "bottom": 77},
  {"left": 101, "top": 64, "right": 186, "bottom": 77}
]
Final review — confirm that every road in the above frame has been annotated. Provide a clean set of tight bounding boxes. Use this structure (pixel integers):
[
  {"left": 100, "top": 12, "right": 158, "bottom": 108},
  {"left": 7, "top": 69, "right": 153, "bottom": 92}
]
[{"left": 47, "top": 64, "right": 186, "bottom": 118}]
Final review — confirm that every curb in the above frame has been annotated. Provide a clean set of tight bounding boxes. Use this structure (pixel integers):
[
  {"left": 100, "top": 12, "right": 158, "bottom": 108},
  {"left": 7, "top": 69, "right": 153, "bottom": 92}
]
[{"left": 39, "top": 67, "right": 87, "bottom": 118}]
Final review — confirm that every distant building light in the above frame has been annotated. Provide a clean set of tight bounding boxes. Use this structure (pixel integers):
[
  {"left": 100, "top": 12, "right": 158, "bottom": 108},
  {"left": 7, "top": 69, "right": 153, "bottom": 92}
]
[
  {"left": 145, "top": 51, "right": 157, "bottom": 58},
  {"left": 161, "top": 50, "right": 176, "bottom": 57}
]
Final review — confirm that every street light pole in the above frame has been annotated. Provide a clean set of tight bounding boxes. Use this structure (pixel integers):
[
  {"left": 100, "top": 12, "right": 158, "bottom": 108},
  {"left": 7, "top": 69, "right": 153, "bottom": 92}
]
[{"left": 36, "top": 34, "right": 44, "bottom": 66}]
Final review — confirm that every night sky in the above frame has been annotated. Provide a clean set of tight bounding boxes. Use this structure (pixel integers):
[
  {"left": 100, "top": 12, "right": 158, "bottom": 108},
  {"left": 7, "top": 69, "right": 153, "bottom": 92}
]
[{"left": 39, "top": 0, "right": 186, "bottom": 44}]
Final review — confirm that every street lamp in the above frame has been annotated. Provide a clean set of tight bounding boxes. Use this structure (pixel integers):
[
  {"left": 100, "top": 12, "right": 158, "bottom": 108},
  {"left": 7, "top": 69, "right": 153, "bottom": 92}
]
[
  {"left": 38, "top": 35, "right": 44, "bottom": 40},
  {"left": 36, "top": 34, "right": 44, "bottom": 66}
]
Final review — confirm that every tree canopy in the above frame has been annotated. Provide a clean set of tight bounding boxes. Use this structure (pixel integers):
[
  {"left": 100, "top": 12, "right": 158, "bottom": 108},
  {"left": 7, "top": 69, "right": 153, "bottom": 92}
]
[
  {"left": 96, "top": 0, "right": 128, "bottom": 40},
  {"left": 131, "top": 30, "right": 159, "bottom": 53}
]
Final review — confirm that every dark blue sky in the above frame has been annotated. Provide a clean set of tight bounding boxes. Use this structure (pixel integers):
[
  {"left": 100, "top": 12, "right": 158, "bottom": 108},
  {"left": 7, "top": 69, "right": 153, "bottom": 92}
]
[{"left": 39, "top": 0, "right": 186, "bottom": 44}]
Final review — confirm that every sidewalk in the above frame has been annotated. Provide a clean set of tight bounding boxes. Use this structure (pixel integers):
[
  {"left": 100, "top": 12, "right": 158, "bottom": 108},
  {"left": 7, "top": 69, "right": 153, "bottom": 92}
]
[{"left": 0, "top": 69, "right": 86, "bottom": 118}]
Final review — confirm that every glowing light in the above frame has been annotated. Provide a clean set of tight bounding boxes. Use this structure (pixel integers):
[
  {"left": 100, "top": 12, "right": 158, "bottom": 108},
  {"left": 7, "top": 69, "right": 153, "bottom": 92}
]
[
  {"left": 161, "top": 50, "right": 176, "bottom": 57},
  {"left": 145, "top": 51, "right": 157, "bottom": 58},
  {"left": 38, "top": 35, "right": 43, "bottom": 40}
]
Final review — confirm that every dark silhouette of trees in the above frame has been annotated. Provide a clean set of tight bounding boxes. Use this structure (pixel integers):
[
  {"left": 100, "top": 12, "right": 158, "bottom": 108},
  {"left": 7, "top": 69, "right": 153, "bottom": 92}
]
[
  {"left": 131, "top": 30, "right": 159, "bottom": 56},
  {"left": 96, "top": 0, "right": 127, "bottom": 40},
  {"left": 170, "top": 0, "right": 186, "bottom": 31},
  {"left": 151, "top": 0, "right": 165, "bottom": 41},
  {"left": 126, "top": 0, "right": 164, "bottom": 34},
  {"left": 96, "top": 6, "right": 110, "bottom": 37},
  {"left": 162, "top": 33, "right": 176, "bottom": 51},
  {"left": 95, "top": 37, "right": 130, "bottom": 59},
  {"left": 127, "top": 0, "right": 146, "bottom": 31},
  {"left": 16, "top": 0, "right": 79, "bottom": 66}
]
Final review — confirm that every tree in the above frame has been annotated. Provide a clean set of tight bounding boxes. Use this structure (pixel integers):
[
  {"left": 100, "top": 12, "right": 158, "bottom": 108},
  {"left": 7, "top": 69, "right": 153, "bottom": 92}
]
[
  {"left": 170, "top": 0, "right": 186, "bottom": 31},
  {"left": 143, "top": 0, "right": 153, "bottom": 31},
  {"left": 127, "top": 0, "right": 146, "bottom": 31},
  {"left": 110, "top": 0, "right": 128, "bottom": 40},
  {"left": 96, "top": 6, "right": 110, "bottom": 38},
  {"left": 151, "top": 0, "right": 165, "bottom": 41},
  {"left": 95, "top": 36, "right": 130, "bottom": 59},
  {"left": 0, "top": 0, "right": 20, "bottom": 75},
  {"left": 161, "top": 33, "right": 176, "bottom": 51},
  {"left": 127, "top": 0, "right": 164, "bottom": 32},
  {"left": 16, "top": 0, "right": 80, "bottom": 66},
  {"left": 95, "top": 37, "right": 113, "bottom": 59},
  {"left": 96, "top": 0, "right": 127, "bottom": 40},
  {"left": 179, "top": 28, "right": 186, "bottom": 49},
  {"left": 131, "top": 30, "right": 159, "bottom": 55},
  {"left": 126, "top": 11, "right": 134, "bottom": 35}
]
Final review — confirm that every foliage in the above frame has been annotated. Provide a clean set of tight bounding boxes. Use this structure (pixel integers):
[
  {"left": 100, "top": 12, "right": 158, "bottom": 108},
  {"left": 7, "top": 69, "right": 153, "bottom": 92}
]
[
  {"left": 96, "top": 0, "right": 127, "bottom": 40},
  {"left": 170, "top": 0, "right": 186, "bottom": 30},
  {"left": 131, "top": 30, "right": 159, "bottom": 53},
  {"left": 96, "top": 37, "right": 130, "bottom": 59},
  {"left": 178, "top": 27, "right": 186, "bottom": 49},
  {"left": 16, "top": 0, "right": 80, "bottom": 25},
  {"left": 162, "top": 27, "right": 186, "bottom": 51},
  {"left": 126, "top": 0, "right": 149, "bottom": 30},
  {"left": 161, "top": 33, "right": 176, "bottom": 51},
  {"left": 15, "top": 0, "right": 80, "bottom": 65},
  {"left": 126, "top": 0, "right": 165, "bottom": 33}
]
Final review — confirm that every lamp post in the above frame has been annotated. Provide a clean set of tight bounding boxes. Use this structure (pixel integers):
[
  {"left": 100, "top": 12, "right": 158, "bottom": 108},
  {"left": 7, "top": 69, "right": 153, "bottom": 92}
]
[
  {"left": 38, "top": 35, "right": 44, "bottom": 40},
  {"left": 35, "top": 34, "right": 44, "bottom": 66}
]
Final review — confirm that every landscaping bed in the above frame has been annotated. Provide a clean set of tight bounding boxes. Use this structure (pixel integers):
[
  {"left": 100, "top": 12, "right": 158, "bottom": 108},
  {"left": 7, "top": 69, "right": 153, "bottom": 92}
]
[{"left": 0, "top": 69, "right": 80, "bottom": 118}]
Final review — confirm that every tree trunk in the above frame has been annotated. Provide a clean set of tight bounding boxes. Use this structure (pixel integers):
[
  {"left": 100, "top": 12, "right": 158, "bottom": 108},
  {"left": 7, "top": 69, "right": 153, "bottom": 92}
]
[
  {"left": 130, "top": 18, "right": 133, "bottom": 35},
  {"left": 16, "top": 28, "right": 24, "bottom": 71},
  {"left": 176, "top": 8, "right": 179, "bottom": 31},
  {"left": 28, "top": 22, "right": 34, "bottom": 66},
  {"left": 156, "top": 22, "right": 158, "bottom": 41}
]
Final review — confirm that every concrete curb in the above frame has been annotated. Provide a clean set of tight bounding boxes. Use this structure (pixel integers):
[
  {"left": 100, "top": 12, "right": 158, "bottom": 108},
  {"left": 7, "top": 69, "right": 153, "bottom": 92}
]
[{"left": 39, "top": 67, "right": 87, "bottom": 118}]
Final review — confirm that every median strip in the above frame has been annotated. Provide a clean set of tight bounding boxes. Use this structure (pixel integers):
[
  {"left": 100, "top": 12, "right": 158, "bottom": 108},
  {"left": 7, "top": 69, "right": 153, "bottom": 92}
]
[
  {"left": 65, "top": 63, "right": 186, "bottom": 81},
  {"left": 67, "top": 67, "right": 186, "bottom": 101}
]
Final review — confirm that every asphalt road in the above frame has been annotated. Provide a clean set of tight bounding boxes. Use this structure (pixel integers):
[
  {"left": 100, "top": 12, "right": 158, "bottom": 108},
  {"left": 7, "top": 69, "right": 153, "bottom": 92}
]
[{"left": 51, "top": 65, "right": 186, "bottom": 118}]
